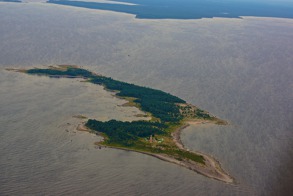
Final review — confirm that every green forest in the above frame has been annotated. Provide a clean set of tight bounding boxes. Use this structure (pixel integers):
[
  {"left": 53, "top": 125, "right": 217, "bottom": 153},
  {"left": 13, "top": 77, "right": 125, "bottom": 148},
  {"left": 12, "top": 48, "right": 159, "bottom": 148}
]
[
  {"left": 86, "top": 119, "right": 166, "bottom": 146},
  {"left": 26, "top": 66, "right": 212, "bottom": 164},
  {"left": 28, "top": 67, "right": 186, "bottom": 123}
]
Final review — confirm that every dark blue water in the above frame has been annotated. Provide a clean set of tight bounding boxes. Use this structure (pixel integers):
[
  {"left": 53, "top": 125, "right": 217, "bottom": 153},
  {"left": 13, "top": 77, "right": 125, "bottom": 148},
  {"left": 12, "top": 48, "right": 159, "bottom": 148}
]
[
  {"left": 0, "top": 0, "right": 21, "bottom": 2},
  {"left": 45, "top": 0, "right": 293, "bottom": 19}
]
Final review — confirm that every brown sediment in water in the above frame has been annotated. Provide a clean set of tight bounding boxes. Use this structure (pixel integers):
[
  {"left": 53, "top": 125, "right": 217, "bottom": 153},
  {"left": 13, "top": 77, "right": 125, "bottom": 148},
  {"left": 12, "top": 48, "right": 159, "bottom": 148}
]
[
  {"left": 76, "top": 123, "right": 90, "bottom": 132},
  {"left": 73, "top": 115, "right": 88, "bottom": 119}
]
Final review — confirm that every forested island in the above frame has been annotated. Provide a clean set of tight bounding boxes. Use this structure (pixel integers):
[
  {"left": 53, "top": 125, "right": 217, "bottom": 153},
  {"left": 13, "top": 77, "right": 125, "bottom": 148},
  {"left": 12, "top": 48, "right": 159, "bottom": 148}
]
[{"left": 10, "top": 65, "right": 234, "bottom": 183}]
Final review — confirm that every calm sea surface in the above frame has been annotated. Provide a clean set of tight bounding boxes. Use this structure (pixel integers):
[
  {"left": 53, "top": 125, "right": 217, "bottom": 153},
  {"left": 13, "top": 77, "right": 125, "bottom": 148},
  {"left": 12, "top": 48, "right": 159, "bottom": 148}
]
[
  {"left": 46, "top": 0, "right": 293, "bottom": 20},
  {"left": 0, "top": 2, "right": 292, "bottom": 196}
]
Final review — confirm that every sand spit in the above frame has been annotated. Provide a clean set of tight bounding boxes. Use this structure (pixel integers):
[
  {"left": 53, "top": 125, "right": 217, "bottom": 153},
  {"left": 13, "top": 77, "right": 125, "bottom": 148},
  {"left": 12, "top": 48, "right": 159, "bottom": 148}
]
[
  {"left": 76, "top": 123, "right": 90, "bottom": 132},
  {"left": 7, "top": 67, "right": 234, "bottom": 184},
  {"left": 94, "top": 121, "right": 235, "bottom": 184},
  {"left": 172, "top": 120, "right": 235, "bottom": 183}
]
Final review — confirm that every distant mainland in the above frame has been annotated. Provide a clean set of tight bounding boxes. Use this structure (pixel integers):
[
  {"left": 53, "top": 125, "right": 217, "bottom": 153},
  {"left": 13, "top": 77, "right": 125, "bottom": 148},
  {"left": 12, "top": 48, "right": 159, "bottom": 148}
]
[{"left": 8, "top": 65, "right": 234, "bottom": 183}]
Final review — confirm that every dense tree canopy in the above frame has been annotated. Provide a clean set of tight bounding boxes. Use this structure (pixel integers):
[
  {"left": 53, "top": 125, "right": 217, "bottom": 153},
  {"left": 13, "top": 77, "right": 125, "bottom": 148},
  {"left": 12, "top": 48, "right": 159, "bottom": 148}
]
[
  {"left": 25, "top": 67, "right": 214, "bottom": 165},
  {"left": 28, "top": 67, "right": 186, "bottom": 123}
]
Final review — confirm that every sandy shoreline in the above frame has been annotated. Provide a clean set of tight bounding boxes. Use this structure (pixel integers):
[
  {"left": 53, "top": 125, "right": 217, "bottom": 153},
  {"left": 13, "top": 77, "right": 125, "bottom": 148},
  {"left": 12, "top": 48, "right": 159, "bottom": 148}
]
[
  {"left": 86, "top": 120, "right": 235, "bottom": 184},
  {"left": 8, "top": 67, "right": 234, "bottom": 184},
  {"left": 76, "top": 123, "right": 90, "bottom": 132},
  {"left": 172, "top": 120, "right": 235, "bottom": 183}
]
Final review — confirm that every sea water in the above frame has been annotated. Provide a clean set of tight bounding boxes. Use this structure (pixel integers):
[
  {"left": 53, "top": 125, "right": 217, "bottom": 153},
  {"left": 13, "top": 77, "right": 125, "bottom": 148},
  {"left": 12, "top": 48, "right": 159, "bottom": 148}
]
[{"left": 0, "top": 2, "right": 292, "bottom": 195}]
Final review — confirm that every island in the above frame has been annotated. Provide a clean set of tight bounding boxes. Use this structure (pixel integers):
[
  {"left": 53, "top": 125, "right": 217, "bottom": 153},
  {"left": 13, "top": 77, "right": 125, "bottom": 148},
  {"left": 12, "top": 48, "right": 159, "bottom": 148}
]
[{"left": 9, "top": 65, "right": 234, "bottom": 183}]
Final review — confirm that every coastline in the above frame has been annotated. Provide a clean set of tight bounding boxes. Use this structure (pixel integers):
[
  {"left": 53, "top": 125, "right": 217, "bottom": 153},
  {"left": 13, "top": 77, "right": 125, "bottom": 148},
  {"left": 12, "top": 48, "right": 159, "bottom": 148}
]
[
  {"left": 9, "top": 66, "right": 235, "bottom": 184},
  {"left": 172, "top": 120, "right": 235, "bottom": 183},
  {"left": 84, "top": 120, "right": 234, "bottom": 184}
]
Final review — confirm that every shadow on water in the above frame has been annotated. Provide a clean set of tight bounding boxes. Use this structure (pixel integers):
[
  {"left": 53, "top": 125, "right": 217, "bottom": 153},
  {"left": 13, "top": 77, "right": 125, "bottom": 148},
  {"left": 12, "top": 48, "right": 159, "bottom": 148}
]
[{"left": 44, "top": 0, "right": 293, "bottom": 19}]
